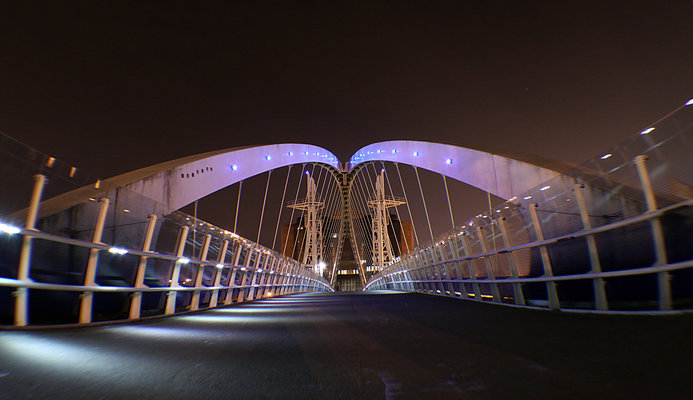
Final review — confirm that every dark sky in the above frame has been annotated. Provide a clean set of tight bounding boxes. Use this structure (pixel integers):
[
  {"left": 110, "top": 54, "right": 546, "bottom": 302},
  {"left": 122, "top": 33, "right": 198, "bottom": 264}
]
[{"left": 1, "top": 1, "right": 692, "bottom": 243}]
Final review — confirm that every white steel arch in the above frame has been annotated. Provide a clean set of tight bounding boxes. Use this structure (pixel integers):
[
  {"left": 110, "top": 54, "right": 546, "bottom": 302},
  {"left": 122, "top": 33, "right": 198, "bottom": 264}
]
[
  {"left": 36, "top": 144, "right": 340, "bottom": 218},
  {"left": 348, "top": 140, "right": 570, "bottom": 200}
]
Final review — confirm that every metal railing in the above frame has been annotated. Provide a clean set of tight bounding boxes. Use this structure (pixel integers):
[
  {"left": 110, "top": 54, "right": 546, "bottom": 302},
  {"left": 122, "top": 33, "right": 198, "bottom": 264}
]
[
  {"left": 0, "top": 195, "right": 332, "bottom": 328},
  {"left": 365, "top": 100, "right": 693, "bottom": 314}
]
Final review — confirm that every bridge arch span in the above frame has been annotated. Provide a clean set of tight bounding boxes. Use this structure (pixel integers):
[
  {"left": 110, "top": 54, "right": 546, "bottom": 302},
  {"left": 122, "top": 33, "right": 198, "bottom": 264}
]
[
  {"left": 37, "top": 143, "right": 340, "bottom": 218},
  {"left": 348, "top": 140, "right": 572, "bottom": 200}
]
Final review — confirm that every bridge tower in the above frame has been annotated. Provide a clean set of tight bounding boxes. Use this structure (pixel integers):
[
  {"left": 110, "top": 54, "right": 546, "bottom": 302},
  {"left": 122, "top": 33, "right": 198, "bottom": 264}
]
[
  {"left": 287, "top": 173, "right": 325, "bottom": 272},
  {"left": 368, "top": 170, "right": 405, "bottom": 271}
]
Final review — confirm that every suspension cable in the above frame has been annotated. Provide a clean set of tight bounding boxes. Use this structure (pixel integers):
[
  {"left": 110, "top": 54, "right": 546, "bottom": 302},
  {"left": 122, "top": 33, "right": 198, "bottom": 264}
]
[
  {"left": 272, "top": 165, "right": 292, "bottom": 250},
  {"left": 443, "top": 175, "right": 455, "bottom": 229},
  {"left": 283, "top": 163, "right": 306, "bottom": 257},
  {"left": 291, "top": 165, "right": 313, "bottom": 261},
  {"left": 365, "top": 162, "right": 402, "bottom": 258},
  {"left": 233, "top": 180, "right": 243, "bottom": 233},
  {"left": 381, "top": 161, "right": 409, "bottom": 254},
  {"left": 413, "top": 166, "right": 435, "bottom": 244},
  {"left": 256, "top": 170, "right": 272, "bottom": 243},
  {"left": 394, "top": 162, "right": 419, "bottom": 246}
]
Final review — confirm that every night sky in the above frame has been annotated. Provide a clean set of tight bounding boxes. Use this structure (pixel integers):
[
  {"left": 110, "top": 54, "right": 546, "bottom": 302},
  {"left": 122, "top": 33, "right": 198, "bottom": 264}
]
[{"left": 1, "top": 1, "right": 692, "bottom": 241}]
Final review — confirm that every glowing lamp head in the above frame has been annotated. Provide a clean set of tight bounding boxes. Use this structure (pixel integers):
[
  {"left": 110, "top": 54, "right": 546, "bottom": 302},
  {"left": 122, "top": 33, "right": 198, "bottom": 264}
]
[{"left": 231, "top": 164, "right": 238, "bottom": 171}]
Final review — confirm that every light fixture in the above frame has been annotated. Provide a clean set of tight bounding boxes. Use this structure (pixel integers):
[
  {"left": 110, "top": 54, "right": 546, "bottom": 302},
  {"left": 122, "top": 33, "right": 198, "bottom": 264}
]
[
  {"left": 231, "top": 164, "right": 238, "bottom": 171},
  {"left": 123, "top": 209, "right": 131, "bottom": 213},
  {"left": 523, "top": 195, "right": 532, "bottom": 200},
  {"left": 288, "top": 151, "right": 293, "bottom": 156},
  {"left": 600, "top": 153, "right": 613, "bottom": 160},
  {"left": 413, "top": 151, "right": 419, "bottom": 156},
  {"left": 640, "top": 127, "right": 655, "bottom": 135},
  {"left": 392, "top": 149, "right": 397, "bottom": 154},
  {"left": 686, "top": 99, "right": 693, "bottom": 106},
  {"left": 265, "top": 155, "right": 271, "bottom": 160},
  {"left": 216, "top": 263, "right": 224, "bottom": 269},
  {"left": 178, "top": 257, "right": 190, "bottom": 264},
  {"left": 540, "top": 186, "right": 551, "bottom": 191},
  {"left": 108, "top": 247, "right": 128, "bottom": 255},
  {"left": 445, "top": 158, "right": 453, "bottom": 165},
  {"left": 0, "top": 222, "right": 21, "bottom": 235}
]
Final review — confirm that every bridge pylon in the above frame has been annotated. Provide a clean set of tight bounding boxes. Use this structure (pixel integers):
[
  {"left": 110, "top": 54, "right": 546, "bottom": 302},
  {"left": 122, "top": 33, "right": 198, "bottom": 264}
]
[
  {"left": 287, "top": 173, "right": 325, "bottom": 273},
  {"left": 368, "top": 170, "right": 405, "bottom": 271}
]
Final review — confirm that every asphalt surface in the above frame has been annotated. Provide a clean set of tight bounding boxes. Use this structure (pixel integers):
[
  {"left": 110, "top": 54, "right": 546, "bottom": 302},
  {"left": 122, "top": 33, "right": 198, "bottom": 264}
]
[{"left": 0, "top": 291, "right": 691, "bottom": 399}]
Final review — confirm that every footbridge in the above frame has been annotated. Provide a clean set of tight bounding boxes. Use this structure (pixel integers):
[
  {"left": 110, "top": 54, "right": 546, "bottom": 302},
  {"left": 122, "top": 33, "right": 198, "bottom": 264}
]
[{"left": 1, "top": 99, "right": 692, "bottom": 398}]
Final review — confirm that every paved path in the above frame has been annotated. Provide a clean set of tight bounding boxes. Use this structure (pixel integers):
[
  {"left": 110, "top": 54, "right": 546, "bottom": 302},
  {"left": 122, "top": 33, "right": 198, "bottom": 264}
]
[{"left": 1, "top": 291, "right": 691, "bottom": 399}]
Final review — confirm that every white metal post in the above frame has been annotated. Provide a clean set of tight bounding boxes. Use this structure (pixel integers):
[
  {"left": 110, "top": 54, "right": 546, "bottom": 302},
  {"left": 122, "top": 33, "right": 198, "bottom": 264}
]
[
  {"left": 225, "top": 241, "right": 243, "bottom": 305},
  {"left": 165, "top": 225, "right": 189, "bottom": 315},
  {"left": 475, "top": 226, "right": 501, "bottom": 302},
  {"left": 129, "top": 214, "right": 157, "bottom": 319},
  {"left": 460, "top": 235, "right": 482, "bottom": 300},
  {"left": 190, "top": 234, "right": 211, "bottom": 311},
  {"left": 79, "top": 197, "right": 110, "bottom": 324},
  {"left": 497, "top": 217, "right": 526, "bottom": 306},
  {"left": 634, "top": 155, "right": 671, "bottom": 310},
  {"left": 209, "top": 239, "right": 228, "bottom": 308},
  {"left": 14, "top": 174, "right": 46, "bottom": 327},
  {"left": 573, "top": 184, "right": 608, "bottom": 310},
  {"left": 528, "top": 203, "right": 560, "bottom": 310}
]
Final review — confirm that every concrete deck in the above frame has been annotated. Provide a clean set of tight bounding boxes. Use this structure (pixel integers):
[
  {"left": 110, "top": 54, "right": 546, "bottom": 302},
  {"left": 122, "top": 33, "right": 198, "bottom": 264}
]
[{"left": 1, "top": 291, "right": 691, "bottom": 399}]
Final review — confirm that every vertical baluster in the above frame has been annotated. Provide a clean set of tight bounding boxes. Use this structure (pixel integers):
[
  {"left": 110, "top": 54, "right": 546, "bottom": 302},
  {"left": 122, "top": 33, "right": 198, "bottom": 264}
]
[
  {"left": 460, "top": 234, "right": 482, "bottom": 301},
  {"left": 165, "top": 226, "right": 189, "bottom": 315},
  {"left": 475, "top": 225, "right": 501, "bottom": 303},
  {"left": 79, "top": 197, "right": 110, "bottom": 324},
  {"left": 129, "top": 214, "right": 158, "bottom": 319},
  {"left": 497, "top": 217, "right": 526, "bottom": 306},
  {"left": 634, "top": 155, "right": 671, "bottom": 310},
  {"left": 209, "top": 239, "right": 228, "bottom": 308},
  {"left": 14, "top": 174, "right": 46, "bottom": 327},
  {"left": 573, "top": 184, "right": 607, "bottom": 310},
  {"left": 528, "top": 204, "right": 560, "bottom": 310},
  {"left": 190, "top": 234, "right": 211, "bottom": 311}
]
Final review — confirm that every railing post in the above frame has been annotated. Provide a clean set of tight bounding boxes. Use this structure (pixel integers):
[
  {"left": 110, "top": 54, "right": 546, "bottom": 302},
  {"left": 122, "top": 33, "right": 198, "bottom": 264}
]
[
  {"left": 209, "top": 239, "right": 228, "bottom": 308},
  {"left": 79, "top": 197, "right": 110, "bottom": 324},
  {"left": 238, "top": 250, "right": 254, "bottom": 302},
  {"left": 190, "top": 234, "right": 212, "bottom": 311},
  {"left": 573, "top": 184, "right": 608, "bottom": 310},
  {"left": 165, "top": 225, "right": 189, "bottom": 315},
  {"left": 475, "top": 226, "right": 501, "bottom": 302},
  {"left": 449, "top": 236, "right": 467, "bottom": 297},
  {"left": 528, "top": 204, "right": 560, "bottom": 310},
  {"left": 497, "top": 217, "right": 526, "bottom": 306},
  {"left": 224, "top": 241, "right": 243, "bottom": 305},
  {"left": 247, "top": 251, "right": 262, "bottom": 300},
  {"left": 14, "top": 174, "right": 46, "bottom": 327},
  {"left": 129, "top": 214, "right": 157, "bottom": 319},
  {"left": 634, "top": 155, "right": 671, "bottom": 310},
  {"left": 460, "top": 234, "right": 482, "bottom": 301}
]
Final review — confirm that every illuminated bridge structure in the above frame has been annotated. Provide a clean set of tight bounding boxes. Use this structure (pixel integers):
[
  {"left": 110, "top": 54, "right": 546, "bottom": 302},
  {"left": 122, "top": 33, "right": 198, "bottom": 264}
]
[{"left": 0, "top": 100, "right": 692, "bottom": 398}]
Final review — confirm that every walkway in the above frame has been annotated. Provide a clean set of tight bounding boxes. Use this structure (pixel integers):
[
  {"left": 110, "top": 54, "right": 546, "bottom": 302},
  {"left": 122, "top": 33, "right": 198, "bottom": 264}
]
[{"left": 1, "top": 292, "right": 691, "bottom": 399}]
